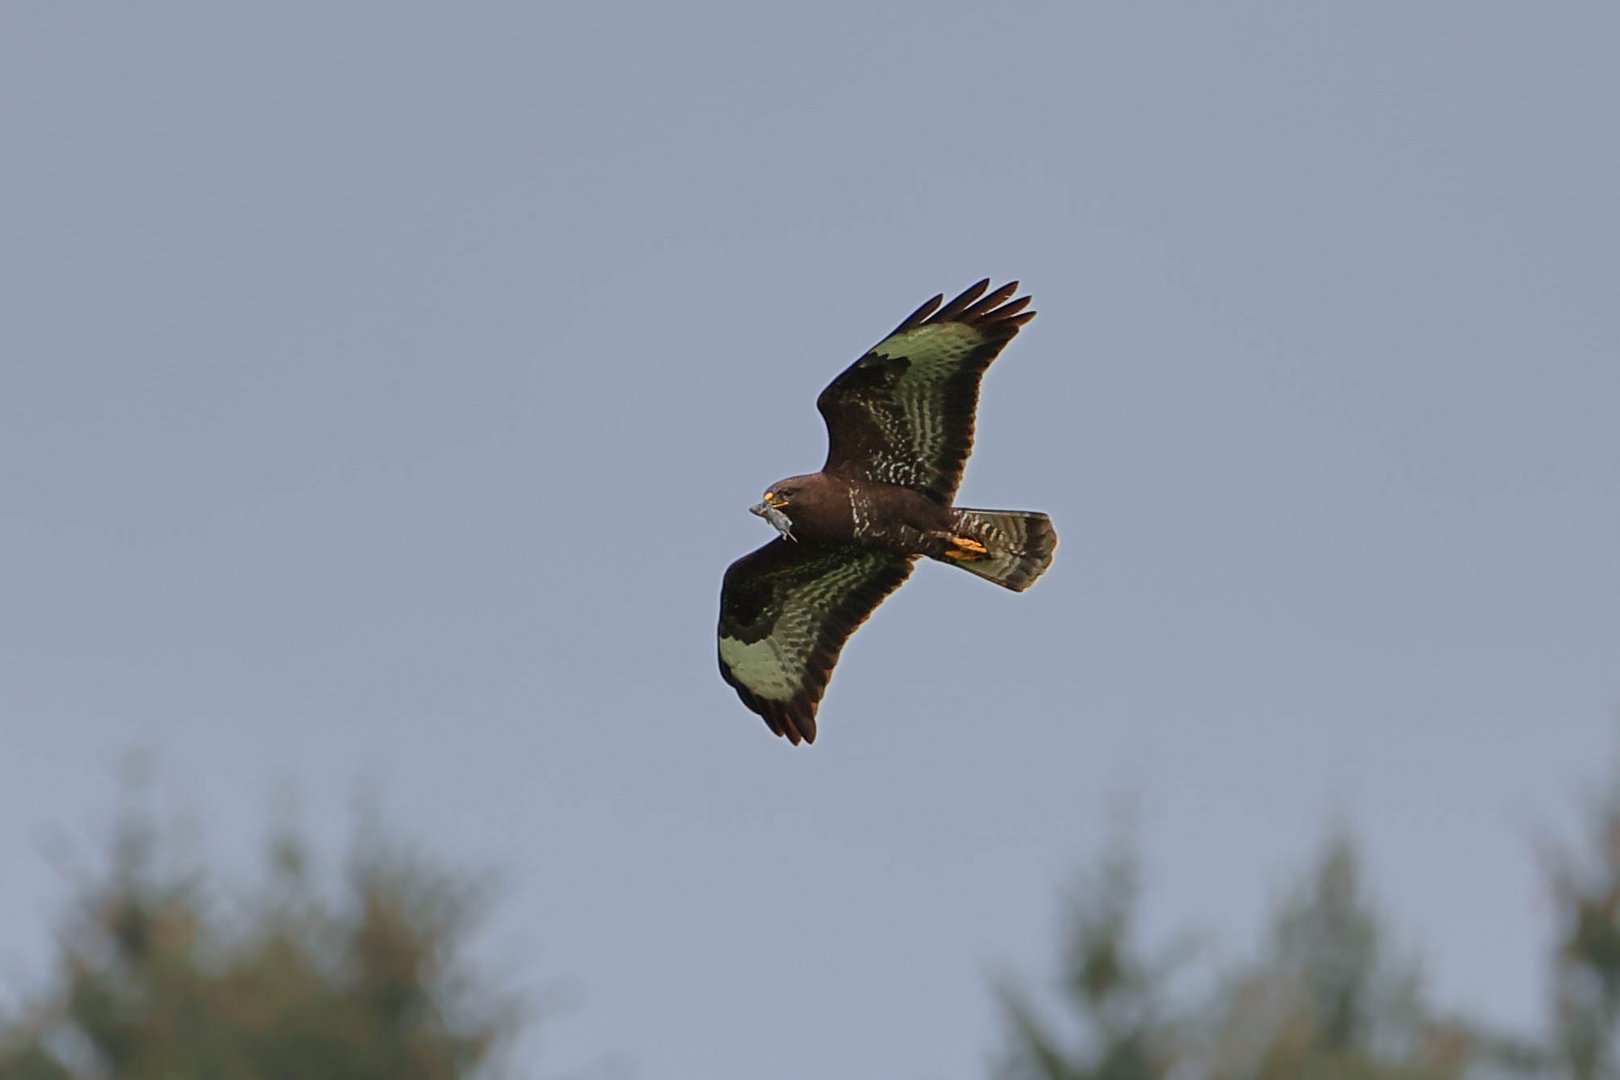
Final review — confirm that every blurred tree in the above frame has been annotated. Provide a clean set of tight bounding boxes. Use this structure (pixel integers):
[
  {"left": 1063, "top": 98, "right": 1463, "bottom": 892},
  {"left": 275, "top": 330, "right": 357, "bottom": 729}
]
[
  {"left": 1203, "top": 835, "right": 1472, "bottom": 1080},
  {"left": 996, "top": 832, "right": 1491, "bottom": 1080},
  {"left": 994, "top": 828, "right": 1189, "bottom": 1080},
  {"left": 0, "top": 804, "right": 521, "bottom": 1080},
  {"left": 1546, "top": 773, "right": 1620, "bottom": 1080}
]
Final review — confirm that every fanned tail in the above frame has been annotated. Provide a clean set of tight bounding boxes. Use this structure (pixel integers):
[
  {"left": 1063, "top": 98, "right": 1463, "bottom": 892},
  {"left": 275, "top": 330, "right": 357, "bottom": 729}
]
[{"left": 939, "top": 509, "right": 1057, "bottom": 592}]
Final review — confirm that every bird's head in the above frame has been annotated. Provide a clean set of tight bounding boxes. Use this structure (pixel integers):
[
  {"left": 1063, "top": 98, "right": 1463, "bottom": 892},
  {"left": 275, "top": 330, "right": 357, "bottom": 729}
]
[{"left": 749, "top": 477, "right": 811, "bottom": 541}]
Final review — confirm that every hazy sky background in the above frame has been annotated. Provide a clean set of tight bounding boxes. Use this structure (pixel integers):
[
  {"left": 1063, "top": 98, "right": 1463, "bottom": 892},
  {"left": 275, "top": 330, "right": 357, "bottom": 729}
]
[{"left": 3, "top": 4, "right": 1617, "bottom": 1077}]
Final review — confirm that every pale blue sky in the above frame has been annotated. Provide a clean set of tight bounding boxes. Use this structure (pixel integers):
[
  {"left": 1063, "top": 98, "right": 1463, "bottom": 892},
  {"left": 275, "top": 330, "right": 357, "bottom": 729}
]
[{"left": 3, "top": 4, "right": 1617, "bottom": 1077}]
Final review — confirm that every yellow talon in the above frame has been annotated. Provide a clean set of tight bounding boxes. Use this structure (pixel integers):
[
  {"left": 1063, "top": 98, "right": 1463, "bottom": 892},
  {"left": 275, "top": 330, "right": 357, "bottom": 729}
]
[{"left": 945, "top": 535, "right": 988, "bottom": 560}]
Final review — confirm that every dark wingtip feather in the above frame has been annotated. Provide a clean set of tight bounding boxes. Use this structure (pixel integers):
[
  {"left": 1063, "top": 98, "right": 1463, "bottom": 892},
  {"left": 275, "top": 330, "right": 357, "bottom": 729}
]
[
  {"left": 990, "top": 295, "right": 1032, "bottom": 319},
  {"left": 935, "top": 279, "right": 992, "bottom": 322},
  {"left": 890, "top": 293, "right": 945, "bottom": 337},
  {"left": 786, "top": 710, "right": 815, "bottom": 745},
  {"left": 959, "top": 283, "right": 1020, "bottom": 322},
  {"left": 759, "top": 703, "right": 815, "bottom": 745},
  {"left": 904, "top": 280, "right": 1035, "bottom": 339}
]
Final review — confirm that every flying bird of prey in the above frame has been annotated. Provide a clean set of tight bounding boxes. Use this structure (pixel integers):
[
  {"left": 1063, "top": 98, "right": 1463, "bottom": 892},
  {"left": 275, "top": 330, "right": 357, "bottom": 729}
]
[{"left": 718, "top": 279, "right": 1057, "bottom": 745}]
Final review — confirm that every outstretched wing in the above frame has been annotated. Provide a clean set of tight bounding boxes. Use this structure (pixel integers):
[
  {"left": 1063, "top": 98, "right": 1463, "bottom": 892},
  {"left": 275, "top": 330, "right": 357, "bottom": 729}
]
[
  {"left": 718, "top": 540, "right": 914, "bottom": 745},
  {"left": 817, "top": 280, "right": 1035, "bottom": 505}
]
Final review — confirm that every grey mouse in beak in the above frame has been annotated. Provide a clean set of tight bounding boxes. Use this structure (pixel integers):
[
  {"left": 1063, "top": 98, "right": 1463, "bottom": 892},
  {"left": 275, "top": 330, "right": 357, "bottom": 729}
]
[{"left": 750, "top": 500, "right": 796, "bottom": 541}]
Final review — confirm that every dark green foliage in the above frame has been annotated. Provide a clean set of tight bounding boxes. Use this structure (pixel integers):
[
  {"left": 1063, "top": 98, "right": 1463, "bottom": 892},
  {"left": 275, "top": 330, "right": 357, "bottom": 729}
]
[
  {"left": 0, "top": 809, "right": 519, "bottom": 1080},
  {"left": 995, "top": 754, "right": 1620, "bottom": 1080},
  {"left": 997, "top": 832, "right": 1486, "bottom": 1080},
  {"left": 1203, "top": 836, "right": 1472, "bottom": 1080},
  {"left": 996, "top": 829, "right": 1188, "bottom": 1080},
  {"left": 1547, "top": 778, "right": 1620, "bottom": 1080}
]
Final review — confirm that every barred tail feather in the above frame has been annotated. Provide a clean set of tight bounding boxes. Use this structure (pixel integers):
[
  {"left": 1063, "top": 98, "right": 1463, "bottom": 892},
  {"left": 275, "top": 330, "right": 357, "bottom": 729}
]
[{"left": 944, "top": 509, "right": 1057, "bottom": 591}]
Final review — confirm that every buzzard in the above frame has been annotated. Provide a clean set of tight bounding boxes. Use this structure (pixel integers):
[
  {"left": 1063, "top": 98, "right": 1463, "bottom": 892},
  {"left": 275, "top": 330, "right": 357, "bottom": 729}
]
[{"left": 718, "top": 279, "right": 1058, "bottom": 744}]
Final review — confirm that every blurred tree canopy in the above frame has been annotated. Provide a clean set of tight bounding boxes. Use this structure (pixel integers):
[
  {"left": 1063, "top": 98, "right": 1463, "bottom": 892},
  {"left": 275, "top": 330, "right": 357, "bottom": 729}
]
[
  {"left": 1548, "top": 778, "right": 1620, "bottom": 1080},
  {"left": 0, "top": 805, "right": 520, "bottom": 1080},
  {"left": 998, "top": 771, "right": 1620, "bottom": 1080},
  {"left": 12, "top": 752, "right": 1620, "bottom": 1079}
]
